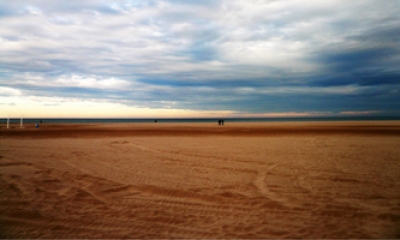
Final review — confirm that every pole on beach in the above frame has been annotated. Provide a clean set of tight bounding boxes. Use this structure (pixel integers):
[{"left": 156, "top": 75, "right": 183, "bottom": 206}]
[
  {"left": 7, "top": 118, "right": 10, "bottom": 128},
  {"left": 20, "top": 118, "right": 23, "bottom": 128}
]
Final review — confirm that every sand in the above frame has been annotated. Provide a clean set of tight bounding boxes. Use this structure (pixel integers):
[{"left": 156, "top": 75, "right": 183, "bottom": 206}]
[{"left": 1, "top": 121, "right": 400, "bottom": 238}]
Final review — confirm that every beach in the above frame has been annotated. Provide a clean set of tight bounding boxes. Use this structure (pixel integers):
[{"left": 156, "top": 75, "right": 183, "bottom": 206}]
[{"left": 1, "top": 121, "right": 400, "bottom": 238}]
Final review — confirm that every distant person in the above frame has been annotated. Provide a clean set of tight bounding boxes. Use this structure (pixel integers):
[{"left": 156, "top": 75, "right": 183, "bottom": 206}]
[
  {"left": 36, "top": 123, "right": 39, "bottom": 128},
  {"left": 155, "top": 120, "right": 157, "bottom": 123},
  {"left": 40, "top": 120, "right": 42, "bottom": 124},
  {"left": 218, "top": 119, "right": 221, "bottom": 125}
]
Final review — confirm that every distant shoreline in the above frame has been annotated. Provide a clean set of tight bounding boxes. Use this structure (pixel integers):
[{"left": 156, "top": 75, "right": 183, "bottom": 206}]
[
  {"left": 2, "top": 121, "right": 400, "bottom": 138},
  {"left": 1, "top": 116, "right": 400, "bottom": 124}
]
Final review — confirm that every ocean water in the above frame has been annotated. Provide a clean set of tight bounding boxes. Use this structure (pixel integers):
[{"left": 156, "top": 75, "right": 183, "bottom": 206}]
[{"left": 1, "top": 116, "right": 399, "bottom": 124}]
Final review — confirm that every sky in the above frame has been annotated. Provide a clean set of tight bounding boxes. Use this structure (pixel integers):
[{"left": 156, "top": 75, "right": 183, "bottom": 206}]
[{"left": 1, "top": 0, "right": 399, "bottom": 118}]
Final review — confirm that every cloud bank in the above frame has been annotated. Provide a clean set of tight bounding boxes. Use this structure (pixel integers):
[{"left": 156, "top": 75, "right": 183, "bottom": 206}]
[{"left": 1, "top": 0, "right": 399, "bottom": 117}]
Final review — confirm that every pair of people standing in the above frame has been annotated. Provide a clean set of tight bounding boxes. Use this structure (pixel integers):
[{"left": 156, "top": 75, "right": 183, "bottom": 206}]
[{"left": 218, "top": 119, "right": 224, "bottom": 125}]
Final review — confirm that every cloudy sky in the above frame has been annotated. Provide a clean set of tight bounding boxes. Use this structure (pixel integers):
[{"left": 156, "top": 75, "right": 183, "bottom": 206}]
[{"left": 1, "top": 0, "right": 399, "bottom": 118}]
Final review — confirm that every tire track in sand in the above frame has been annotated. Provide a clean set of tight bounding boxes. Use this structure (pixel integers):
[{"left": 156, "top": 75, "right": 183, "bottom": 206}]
[{"left": 254, "top": 137, "right": 310, "bottom": 207}]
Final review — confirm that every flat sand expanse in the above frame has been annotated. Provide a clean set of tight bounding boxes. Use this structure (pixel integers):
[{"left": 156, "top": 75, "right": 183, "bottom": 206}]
[{"left": 1, "top": 122, "right": 400, "bottom": 238}]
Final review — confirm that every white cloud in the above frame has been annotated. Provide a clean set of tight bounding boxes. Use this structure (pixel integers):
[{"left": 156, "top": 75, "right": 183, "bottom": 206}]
[
  {"left": 0, "top": 87, "right": 22, "bottom": 96},
  {"left": 54, "top": 75, "right": 130, "bottom": 89}
]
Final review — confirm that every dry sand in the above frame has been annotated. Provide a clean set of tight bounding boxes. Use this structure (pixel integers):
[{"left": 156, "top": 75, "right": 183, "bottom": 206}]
[{"left": 1, "top": 121, "right": 400, "bottom": 238}]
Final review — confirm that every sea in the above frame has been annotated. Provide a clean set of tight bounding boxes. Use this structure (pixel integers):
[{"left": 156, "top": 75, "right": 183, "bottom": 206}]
[{"left": 1, "top": 116, "right": 399, "bottom": 124}]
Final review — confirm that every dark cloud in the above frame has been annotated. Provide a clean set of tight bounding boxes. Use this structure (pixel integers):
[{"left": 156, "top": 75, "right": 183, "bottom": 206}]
[
  {"left": 352, "top": 70, "right": 400, "bottom": 86},
  {"left": 315, "top": 47, "right": 398, "bottom": 70},
  {"left": 308, "top": 45, "right": 400, "bottom": 89},
  {"left": 350, "top": 25, "right": 400, "bottom": 44}
]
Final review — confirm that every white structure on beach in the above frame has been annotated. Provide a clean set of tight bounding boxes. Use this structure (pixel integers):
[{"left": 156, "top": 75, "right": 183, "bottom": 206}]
[{"left": 5, "top": 118, "right": 23, "bottom": 128}]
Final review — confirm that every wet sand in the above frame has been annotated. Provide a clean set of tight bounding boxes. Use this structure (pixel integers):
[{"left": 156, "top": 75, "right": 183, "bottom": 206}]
[{"left": 1, "top": 122, "right": 400, "bottom": 238}]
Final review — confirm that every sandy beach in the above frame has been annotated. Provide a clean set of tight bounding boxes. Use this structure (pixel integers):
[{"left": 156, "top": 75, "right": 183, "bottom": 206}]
[{"left": 1, "top": 121, "right": 400, "bottom": 238}]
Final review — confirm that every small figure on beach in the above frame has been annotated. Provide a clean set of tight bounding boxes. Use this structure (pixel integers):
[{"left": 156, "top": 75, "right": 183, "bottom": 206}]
[
  {"left": 40, "top": 120, "right": 42, "bottom": 124},
  {"left": 218, "top": 119, "right": 221, "bottom": 125},
  {"left": 155, "top": 120, "right": 157, "bottom": 123},
  {"left": 36, "top": 123, "right": 39, "bottom": 128}
]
